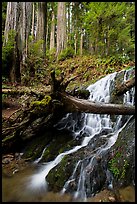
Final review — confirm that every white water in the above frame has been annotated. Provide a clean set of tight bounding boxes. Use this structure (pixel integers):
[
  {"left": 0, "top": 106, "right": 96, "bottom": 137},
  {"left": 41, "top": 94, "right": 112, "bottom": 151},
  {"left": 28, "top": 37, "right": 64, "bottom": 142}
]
[{"left": 27, "top": 68, "right": 135, "bottom": 200}]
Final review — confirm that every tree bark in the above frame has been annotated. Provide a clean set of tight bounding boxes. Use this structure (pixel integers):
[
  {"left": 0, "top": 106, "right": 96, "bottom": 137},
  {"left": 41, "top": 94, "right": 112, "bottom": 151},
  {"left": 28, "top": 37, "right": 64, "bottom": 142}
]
[
  {"left": 4, "top": 2, "right": 33, "bottom": 83},
  {"left": 36, "top": 2, "right": 47, "bottom": 55},
  {"left": 50, "top": 3, "right": 55, "bottom": 50},
  {"left": 56, "top": 2, "right": 67, "bottom": 58},
  {"left": 60, "top": 92, "right": 135, "bottom": 115},
  {"left": 115, "top": 76, "right": 135, "bottom": 96},
  {"left": 80, "top": 30, "right": 83, "bottom": 55},
  {"left": 31, "top": 2, "right": 35, "bottom": 38}
]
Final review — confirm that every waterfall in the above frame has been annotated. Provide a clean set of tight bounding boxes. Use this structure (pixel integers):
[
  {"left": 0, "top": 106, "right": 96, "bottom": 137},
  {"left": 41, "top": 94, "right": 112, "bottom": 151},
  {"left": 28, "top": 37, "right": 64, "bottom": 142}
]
[{"left": 27, "top": 68, "right": 135, "bottom": 201}]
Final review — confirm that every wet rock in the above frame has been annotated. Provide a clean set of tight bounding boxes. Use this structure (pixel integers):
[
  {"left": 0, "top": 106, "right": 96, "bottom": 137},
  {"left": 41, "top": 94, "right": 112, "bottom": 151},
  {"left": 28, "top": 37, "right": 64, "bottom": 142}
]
[{"left": 108, "top": 116, "right": 135, "bottom": 188}]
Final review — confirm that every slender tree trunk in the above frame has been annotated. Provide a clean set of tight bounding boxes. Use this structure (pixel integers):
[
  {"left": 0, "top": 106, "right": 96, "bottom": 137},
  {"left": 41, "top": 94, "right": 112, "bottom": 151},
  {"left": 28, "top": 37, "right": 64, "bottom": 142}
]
[
  {"left": 74, "top": 33, "right": 77, "bottom": 55},
  {"left": 50, "top": 10, "right": 55, "bottom": 50},
  {"left": 80, "top": 30, "right": 83, "bottom": 55},
  {"left": 31, "top": 2, "right": 35, "bottom": 38},
  {"left": 66, "top": 2, "right": 71, "bottom": 45}
]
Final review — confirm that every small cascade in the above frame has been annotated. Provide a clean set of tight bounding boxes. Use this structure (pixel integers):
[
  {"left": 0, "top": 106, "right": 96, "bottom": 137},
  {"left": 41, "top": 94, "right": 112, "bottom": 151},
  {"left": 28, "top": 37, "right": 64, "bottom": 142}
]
[{"left": 27, "top": 68, "right": 135, "bottom": 201}]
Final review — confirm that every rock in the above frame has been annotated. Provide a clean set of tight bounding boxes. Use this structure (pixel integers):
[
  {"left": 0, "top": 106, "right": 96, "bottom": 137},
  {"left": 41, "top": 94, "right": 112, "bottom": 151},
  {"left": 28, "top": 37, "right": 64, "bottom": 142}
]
[{"left": 108, "top": 196, "right": 115, "bottom": 202}]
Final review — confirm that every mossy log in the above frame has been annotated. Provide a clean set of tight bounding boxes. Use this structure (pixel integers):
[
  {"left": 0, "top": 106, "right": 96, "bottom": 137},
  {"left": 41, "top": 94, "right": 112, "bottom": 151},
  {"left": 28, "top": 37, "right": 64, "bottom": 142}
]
[{"left": 2, "top": 86, "right": 51, "bottom": 97}]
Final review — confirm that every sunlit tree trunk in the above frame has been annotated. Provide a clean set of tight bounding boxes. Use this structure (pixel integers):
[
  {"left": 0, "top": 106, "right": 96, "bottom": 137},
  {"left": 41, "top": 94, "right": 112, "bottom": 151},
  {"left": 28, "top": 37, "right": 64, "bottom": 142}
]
[
  {"left": 80, "top": 29, "right": 83, "bottom": 55},
  {"left": 66, "top": 2, "right": 71, "bottom": 45},
  {"left": 56, "top": 2, "right": 67, "bottom": 58},
  {"left": 31, "top": 2, "right": 35, "bottom": 38},
  {"left": 50, "top": 9, "right": 55, "bottom": 50},
  {"left": 4, "top": 2, "right": 17, "bottom": 45}
]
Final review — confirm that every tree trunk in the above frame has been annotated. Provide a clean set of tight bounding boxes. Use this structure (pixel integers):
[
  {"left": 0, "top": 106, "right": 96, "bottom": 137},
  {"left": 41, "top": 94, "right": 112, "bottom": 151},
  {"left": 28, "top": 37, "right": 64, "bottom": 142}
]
[
  {"left": 36, "top": 2, "right": 47, "bottom": 55},
  {"left": 80, "top": 30, "right": 83, "bottom": 55},
  {"left": 56, "top": 2, "right": 67, "bottom": 58},
  {"left": 74, "top": 33, "right": 77, "bottom": 55},
  {"left": 31, "top": 2, "right": 35, "bottom": 38},
  {"left": 50, "top": 9, "right": 55, "bottom": 50},
  {"left": 4, "top": 2, "right": 33, "bottom": 83}
]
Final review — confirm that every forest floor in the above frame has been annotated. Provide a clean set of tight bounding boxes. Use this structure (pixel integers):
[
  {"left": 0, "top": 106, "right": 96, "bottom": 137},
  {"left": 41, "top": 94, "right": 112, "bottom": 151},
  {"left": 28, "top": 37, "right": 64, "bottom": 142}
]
[{"left": 2, "top": 56, "right": 135, "bottom": 202}]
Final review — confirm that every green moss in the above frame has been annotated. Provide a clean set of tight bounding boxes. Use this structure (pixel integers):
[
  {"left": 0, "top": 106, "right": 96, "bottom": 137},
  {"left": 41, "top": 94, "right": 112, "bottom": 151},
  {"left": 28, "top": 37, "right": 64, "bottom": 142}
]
[
  {"left": 31, "top": 95, "right": 51, "bottom": 107},
  {"left": 108, "top": 151, "right": 130, "bottom": 181},
  {"left": 46, "top": 155, "right": 73, "bottom": 192},
  {"left": 22, "top": 132, "right": 52, "bottom": 161},
  {"left": 120, "top": 160, "right": 129, "bottom": 179},
  {"left": 108, "top": 152, "right": 121, "bottom": 179},
  {"left": 30, "top": 95, "right": 52, "bottom": 116}
]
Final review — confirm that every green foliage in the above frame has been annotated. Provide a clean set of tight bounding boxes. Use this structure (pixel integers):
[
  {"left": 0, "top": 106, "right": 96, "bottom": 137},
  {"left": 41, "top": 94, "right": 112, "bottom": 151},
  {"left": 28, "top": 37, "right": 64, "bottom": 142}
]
[
  {"left": 108, "top": 152, "right": 129, "bottom": 180},
  {"left": 108, "top": 152, "right": 121, "bottom": 179},
  {"left": 2, "top": 30, "right": 16, "bottom": 78},
  {"left": 2, "top": 94, "right": 8, "bottom": 101},
  {"left": 58, "top": 47, "right": 75, "bottom": 61},
  {"left": 84, "top": 2, "right": 135, "bottom": 59},
  {"left": 2, "top": 2, "right": 7, "bottom": 33},
  {"left": 22, "top": 37, "right": 46, "bottom": 84},
  {"left": 46, "top": 48, "right": 56, "bottom": 62},
  {"left": 28, "top": 37, "right": 44, "bottom": 57}
]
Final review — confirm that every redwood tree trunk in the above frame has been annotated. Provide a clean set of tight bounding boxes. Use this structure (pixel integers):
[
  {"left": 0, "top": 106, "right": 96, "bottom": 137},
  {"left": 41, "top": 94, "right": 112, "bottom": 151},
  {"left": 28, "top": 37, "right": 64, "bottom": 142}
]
[
  {"left": 4, "top": 2, "right": 33, "bottom": 83},
  {"left": 56, "top": 2, "right": 67, "bottom": 58},
  {"left": 36, "top": 2, "right": 47, "bottom": 55}
]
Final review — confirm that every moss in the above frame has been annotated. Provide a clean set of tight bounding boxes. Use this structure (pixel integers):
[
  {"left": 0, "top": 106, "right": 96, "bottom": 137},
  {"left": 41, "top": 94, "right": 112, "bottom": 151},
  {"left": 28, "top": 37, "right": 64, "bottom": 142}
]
[
  {"left": 108, "top": 117, "right": 135, "bottom": 186},
  {"left": 108, "top": 153, "right": 129, "bottom": 180},
  {"left": 31, "top": 95, "right": 51, "bottom": 108},
  {"left": 40, "top": 130, "right": 74, "bottom": 163},
  {"left": 46, "top": 155, "right": 74, "bottom": 192},
  {"left": 29, "top": 95, "right": 52, "bottom": 116},
  {"left": 22, "top": 131, "right": 53, "bottom": 161},
  {"left": 108, "top": 152, "right": 121, "bottom": 179}
]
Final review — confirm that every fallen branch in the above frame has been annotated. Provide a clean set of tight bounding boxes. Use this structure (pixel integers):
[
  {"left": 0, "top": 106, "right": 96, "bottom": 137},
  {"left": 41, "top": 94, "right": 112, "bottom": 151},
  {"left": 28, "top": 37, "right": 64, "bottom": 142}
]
[{"left": 115, "top": 76, "right": 135, "bottom": 96}]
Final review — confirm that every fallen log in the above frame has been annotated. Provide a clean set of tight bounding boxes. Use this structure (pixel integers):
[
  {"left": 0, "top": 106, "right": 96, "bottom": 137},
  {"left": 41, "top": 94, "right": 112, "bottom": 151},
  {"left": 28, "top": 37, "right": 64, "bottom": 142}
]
[
  {"left": 2, "top": 86, "right": 51, "bottom": 97},
  {"left": 2, "top": 69, "right": 135, "bottom": 153},
  {"left": 115, "top": 76, "right": 135, "bottom": 96},
  {"left": 59, "top": 92, "right": 135, "bottom": 115}
]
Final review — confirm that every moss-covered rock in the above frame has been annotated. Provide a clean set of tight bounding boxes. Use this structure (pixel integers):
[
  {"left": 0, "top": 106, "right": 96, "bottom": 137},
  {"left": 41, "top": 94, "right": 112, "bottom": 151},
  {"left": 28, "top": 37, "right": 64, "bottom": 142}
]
[
  {"left": 108, "top": 116, "right": 135, "bottom": 187},
  {"left": 46, "top": 155, "right": 75, "bottom": 192},
  {"left": 40, "top": 129, "right": 74, "bottom": 163},
  {"left": 22, "top": 130, "right": 53, "bottom": 161}
]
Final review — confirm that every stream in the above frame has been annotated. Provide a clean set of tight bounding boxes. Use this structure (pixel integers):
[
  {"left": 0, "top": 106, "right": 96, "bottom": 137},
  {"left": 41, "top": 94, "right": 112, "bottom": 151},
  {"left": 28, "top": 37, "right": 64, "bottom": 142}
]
[{"left": 2, "top": 68, "right": 135, "bottom": 202}]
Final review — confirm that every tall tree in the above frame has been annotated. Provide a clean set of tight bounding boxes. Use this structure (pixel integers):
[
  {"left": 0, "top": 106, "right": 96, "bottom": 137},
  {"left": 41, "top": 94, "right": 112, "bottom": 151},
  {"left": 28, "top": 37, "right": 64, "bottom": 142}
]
[
  {"left": 50, "top": 2, "right": 55, "bottom": 51},
  {"left": 56, "top": 2, "right": 67, "bottom": 58},
  {"left": 3, "top": 2, "right": 32, "bottom": 82},
  {"left": 36, "top": 2, "right": 47, "bottom": 55},
  {"left": 84, "top": 2, "right": 135, "bottom": 58}
]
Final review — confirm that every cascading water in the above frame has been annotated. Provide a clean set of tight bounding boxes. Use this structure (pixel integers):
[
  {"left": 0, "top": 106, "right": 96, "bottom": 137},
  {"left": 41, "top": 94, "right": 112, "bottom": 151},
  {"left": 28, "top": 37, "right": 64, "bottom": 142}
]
[{"left": 27, "top": 68, "right": 135, "bottom": 201}]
